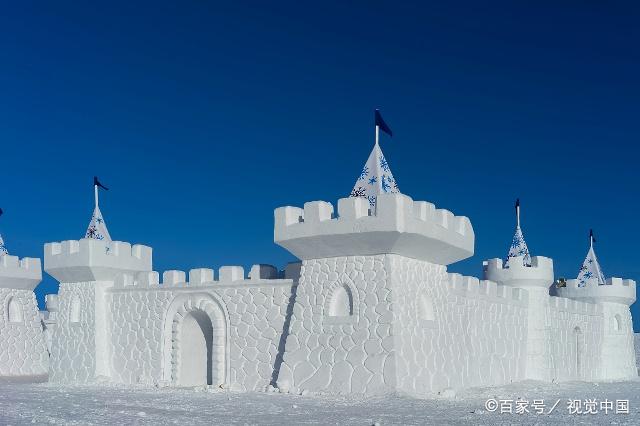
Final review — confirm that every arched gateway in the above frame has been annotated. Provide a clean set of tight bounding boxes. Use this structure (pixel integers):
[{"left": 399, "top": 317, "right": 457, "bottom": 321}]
[{"left": 162, "top": 294, "right": 229, "bottom": 387}]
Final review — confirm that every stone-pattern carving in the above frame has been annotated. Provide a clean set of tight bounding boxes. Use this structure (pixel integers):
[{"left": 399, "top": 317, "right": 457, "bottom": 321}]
[
  {"left": 278, "top": 255, "right": 394, "bottom": 395},
  {"left": 0, "top": 288, "right": 48, "bottom": 376},
  {"left": 107, "top": 282, "right": 294, "bottom": 391},
  {"left": 49, "top": 283, "right": 96, "bottom": 382},
  {"left": 278, "top": 254, "right": 531, "bottom": 396}
]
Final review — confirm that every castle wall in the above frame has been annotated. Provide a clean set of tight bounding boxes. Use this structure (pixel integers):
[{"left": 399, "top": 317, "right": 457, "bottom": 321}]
[
  {"left": 49, "top": 282, "right": 100, "bottom": 382},
  {"left": 599, "top": 301, "right": 636, "bottom": 379},
  {"left": 0, "top": 288, "right": 48, "bottom": 376},
  {"left": 277, "top": 254, "right": 529, "bottom": 396},
  {"left": 277, "top": 255, "right": 396, "bottom": 395},
  {"left": 546, "top": 297, "right": 603, "bottom": 381},
  {"left": 107, "top": 275, "right": 295, "bottom": 391},
  {"left": 440, "top": 272, "right": 528, "bottom": 391}
]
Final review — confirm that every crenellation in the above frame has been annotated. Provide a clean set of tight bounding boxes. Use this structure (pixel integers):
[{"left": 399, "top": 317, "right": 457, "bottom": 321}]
[
  {"left": 136, "top": 271, "right": 159, "bottom": 287},
  {"left": 413, "top": 200, "right": 435, "bottom": 221},
  {"left": 189, "top": 268, "right": 214, "bottom": 285},
  {"left": 447, "top": 273, "right": 528, "bottom": 306},
  {"left": 61, "top": 240, "right": 80, "bottom": 254},
  {"left": 162, "top": 270, "right": 186, "bottom": 287},
  {"left": 45, "top": 238, "right": 152, "bottom": 284},
  {"left": 219, "top": 266, "right": 244, "bottom": 282},
  {"left": 249, "top": 264, "right": 278, "bottom": 281},
  {"left": 0, "top": 255, "right": 42, "bottom": 291},
  {"left": 434, "top": 208, "right": 453, "bottom": 228},
  {"left": 303, "top": 201, "right": 334, "bottom": 223},
  {"left": 337, "top": 197, "right": 370, "bottom": 219},
  {"left": 275, "top": 193, "right": 474, "bottom": 265},
  {"left": 1, "top": 255, "right": 19, "bottom": 268},
  {"left": 555, "top": 277, "right": 636, "bottom": 306}
]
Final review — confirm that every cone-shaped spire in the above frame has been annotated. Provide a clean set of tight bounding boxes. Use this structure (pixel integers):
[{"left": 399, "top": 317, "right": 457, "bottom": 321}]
[
  {"left": 0, "top": 233, "right": 7, "bottom": 256},
  {"left": 85, "top": 178, "right": 112, "bottom": 242},
  {"left": 505, "top": 198, "right": 531, "bottom": 266},
  {"left": 0, "top": 208, "right": 7, "bottom": 256},
  {"left": 577, "top": 229, "right": 605, "bottom": 287},
  {"left": 350, "top": 142, "right": 399, "bottom": 209},
  {"left": 85, "top": 205, "right": 111, "bottom": 241}
]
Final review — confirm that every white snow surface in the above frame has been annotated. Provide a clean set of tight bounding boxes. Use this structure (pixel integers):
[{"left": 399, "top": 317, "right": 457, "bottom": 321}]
[{"left": 1, "top": 379, "right": 640, "bottom": 425}]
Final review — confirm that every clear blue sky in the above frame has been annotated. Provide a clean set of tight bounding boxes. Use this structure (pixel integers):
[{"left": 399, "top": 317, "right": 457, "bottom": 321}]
[{"left": 1, "top": 2, "right": 639, "bottom": 328}]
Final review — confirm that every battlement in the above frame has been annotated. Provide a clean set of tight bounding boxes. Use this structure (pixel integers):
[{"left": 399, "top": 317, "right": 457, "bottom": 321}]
[
  {"left": 114, "top": 263, "right": 299, "bottom": 290},
  {"left": 44, "top": 238, "right": 152, "bottom": 283},
  {"left": 483, "top": 255, "right": 554, "bottom": 289},
  {"left": 447, "top": 273, "right": 528, "bottom": 306},
  {"left": 275, "top": 193, "right": 474, "bottom": 265},
  {"left": 0, "top": 255, "right": 42, "bottom": 290},
  {"left": 554, "top": 277, "right": 636, "bottom": 306},
  {"left": 45, "top": 294, "right": 59, "bottom": 312},
  {"left": 548, "top": 295, "right": 602, "bottom": 315}
]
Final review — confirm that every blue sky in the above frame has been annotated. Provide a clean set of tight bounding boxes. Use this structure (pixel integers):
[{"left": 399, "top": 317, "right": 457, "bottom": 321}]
[{"left": 1, "top": 2, "right": 639, "bottom": 328}]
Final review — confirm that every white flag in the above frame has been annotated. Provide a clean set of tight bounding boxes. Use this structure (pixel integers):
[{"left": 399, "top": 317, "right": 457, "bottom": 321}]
[
  {"left": 85, "top": 205, "right": 111, "bottom": 242},
  {"left": 0, "top": 233, "right": 7, "bottom": 256},
  {"left": 350, "top": 143, "right": 399, "bottom": 209},
  {"left": 577, "top": 245, "right": 605, "bottom": 287},
  {"left": 505, "top": 225, "right": 531, "bottom": 266}
]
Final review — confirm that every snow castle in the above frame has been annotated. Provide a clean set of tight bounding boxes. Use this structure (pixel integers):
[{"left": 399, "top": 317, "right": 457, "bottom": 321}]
[{"left": 0, "top": 131, "right": 636, "bottom": 395}]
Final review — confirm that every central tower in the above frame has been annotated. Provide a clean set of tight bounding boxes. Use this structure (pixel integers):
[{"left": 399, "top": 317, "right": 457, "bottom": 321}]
[{"left": 274, "top": 193, "right": 474, "bottom": 396}]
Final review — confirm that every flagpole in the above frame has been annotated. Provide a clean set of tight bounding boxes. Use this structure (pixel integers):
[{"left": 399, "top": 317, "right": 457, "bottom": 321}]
[
  {"left": 375, "top": 124, "right": 380, "bottom": 146},
  {"left": 516, "top": 203, "right": 520, "bottom": 228},
  {"left": 94, "top": 184, "right": 99, "bottom": 208}
]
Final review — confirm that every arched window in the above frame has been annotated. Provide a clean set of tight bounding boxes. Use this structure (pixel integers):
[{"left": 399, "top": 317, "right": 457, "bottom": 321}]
[
  {"left": 328, "top": 284, "right": 353, "bottom": 317},
  {"left": 70, "top": 296, "right": 81, "bottom": 323},
  {"left": 7, "top": 297, "right": 23, "bottom": 323},
  {"left": 613, "top": 314, "right": 622, "bottom": 332},
  {"left": 418, "top": 294, "right": 435, "bottom": 321}
]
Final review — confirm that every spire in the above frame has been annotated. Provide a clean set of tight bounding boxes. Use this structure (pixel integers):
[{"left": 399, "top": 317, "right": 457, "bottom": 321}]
[
  {"left": 505, "top": 198, "right": 531, "bottom": 267},
  {"left": 0, "top": 233, "right": 7, "bottom": 257},
  {"left": 350, "top": 142, "right": 399, "bottom": 209},
  {"left": 85, "top": 177, "right": 112, "bottom": 242},
  {"left": 577, "top": 229, "right": 605, "bottom": 286},
  {"left": 0, "top": 208, "right": 7, "bottom": 256}
]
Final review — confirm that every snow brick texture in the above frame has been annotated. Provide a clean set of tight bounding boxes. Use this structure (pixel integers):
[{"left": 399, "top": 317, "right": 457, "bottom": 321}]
[
  {"left": 276, "top": 255, "right": 528, "bottom": 396},
  {"left": 0, "top": 255, "right": 48, "bottom": 377}
]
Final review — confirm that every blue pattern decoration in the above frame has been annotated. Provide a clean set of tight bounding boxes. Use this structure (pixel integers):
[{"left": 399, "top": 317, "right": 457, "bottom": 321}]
[{"left": 350, "top": 143, "right": 400, "bottom": 209}]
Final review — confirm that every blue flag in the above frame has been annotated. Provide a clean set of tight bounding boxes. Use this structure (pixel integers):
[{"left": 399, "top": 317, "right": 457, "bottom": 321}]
[
  {"left": 94, "top": 176, "right": 109, "bottom": 190},
  {"left": 375, "top": 109, "right": 393, "bottom": 137}
]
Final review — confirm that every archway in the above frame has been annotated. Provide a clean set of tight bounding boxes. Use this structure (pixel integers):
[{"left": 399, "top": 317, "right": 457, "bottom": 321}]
[
  {"left": 163, "top": 294, "right": 228, "bottom": 387},
  {"left": 178, "top": 310, "right": 213, "bottom": 386}
]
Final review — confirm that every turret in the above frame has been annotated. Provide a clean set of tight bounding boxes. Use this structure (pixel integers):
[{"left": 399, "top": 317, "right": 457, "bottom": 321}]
[
  {"left": 44, "top": 179, "right": 154, "bottom": 383},
  {"left": 275, "top": 192, "right": 474, "bottom": 265},
  {"left": 0, "top": 244, "right": 48, "bottom": 377},
  {"left": 44, "top": 238, "right": 152, "bottom": 383},
  {"left": 45, "top": 238, "right": 152, "bottom": 284},
  {"left": 0, "top": 255, "right": 42, "bottom": 291},
  {"left": 483, "top": 255, "right": 554, "bottom": 289},
  {"left": 553, "top": 231, "right": 637, "bottom": 380},
  {"left": 554, "top": 277, "right": 636, "bottom": 306},
  {"left": 275, "top": 127, "right": 477, "bottom": 396},
  {"left": 482, "top": 200, "right": 554, "bottom": 382}
]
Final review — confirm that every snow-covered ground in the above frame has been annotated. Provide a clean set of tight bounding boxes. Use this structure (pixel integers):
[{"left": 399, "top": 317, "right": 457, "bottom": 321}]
[
  {"left": 0, "top": 379, "right": 639, "bottom": 425},
  {"left": 0, "top": 334, "right": 637, "bottom": 425}
]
